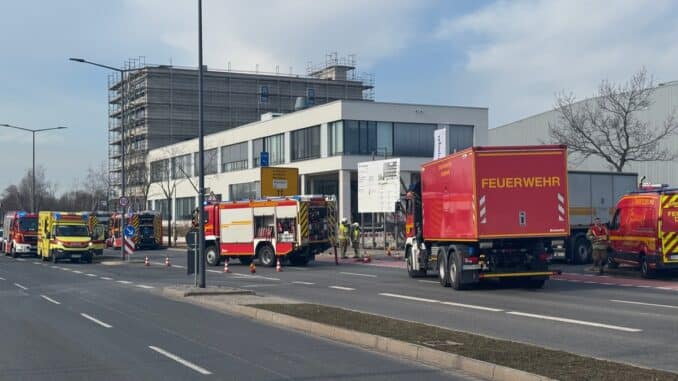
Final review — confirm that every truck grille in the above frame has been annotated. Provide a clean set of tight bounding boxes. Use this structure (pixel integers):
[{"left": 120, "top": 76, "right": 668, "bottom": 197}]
[{"left": 24, "top": 236, "right": 37, "bottom": 244}]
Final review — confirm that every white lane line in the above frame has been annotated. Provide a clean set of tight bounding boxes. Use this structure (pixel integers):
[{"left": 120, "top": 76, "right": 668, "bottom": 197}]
[
  {"left": 100, "top": 277, "right": 113, "bottom": 281},
  {"left": 51, "top": 266, "right": 60, "bottom": 269},
  {"left": 14, "top": 283, "right": 28, "bottom": 290},
  {"left": 611, "top": 299, "right": 678, "bottom": 310},
  {"left": 340, "top": 271, "right": 377, "bottom": 278},
  {"left": 656, "top": 287, "right": 675, "bottom": 291},
  {"left": 40, "top": 295, "right": 61, "bottom": 305},
  {"left": 440, "top": 301, "right": 504, "bottom": 312},
  {"left": 379, "top": 292, "right": 504, "bottom": 312},
  {"left": 292, "top": 281, "right": 315, "bottom": 285},
  {"left": 72, "top": 270, "right": 83, "bottom": 274},
  {"left": 207, "top": 269, "right": 221, "bottom": 274},
  {"left": 172, "top": 265, "right": 185, "bottom": 269},
  {"left": 117, "top": 280, "right": 133, "bottom": 285},
  {"left": 232, "top": 273, "right": 280, "bottom": 281},
  {"left": 85, "top": 273, "right": 97, "bottom": 277},
  {"left": 33, "top": 262, "right": 41, "bottom": 265},
  {"left": 80, "top": 313, "right": 113, "bottom": 328},
  {"left": 329, "top": 286, "right": 355, "bottom": 291},
  {"left": 241, "top": 284, "right": 276, "bottom": 288},
  {"left": 417, "top": 280, "right": 438, "bottom": 284},
  {"left": 636, "top": 285, "right": 653, "bottom": 288},
  {"left": 148, "top": 346, "right": 212, "bottom": 375},
  {"left": 16, "top": 258, "right": 25, "bottom": 262},
  {"left": 506, "top": 311, "right": 642, "bottom": 333},
  {"left": 0, "top": 277, "right": 5, "bottom": 281},
  {"left": 136, "top": 284, "right": 154, "bottom": 289},
  {"left": 61, "top": 267, "right": 71, "bottom": 271},
  {"left": 380, "top": 292, "right": 438, "bottom": 303}
]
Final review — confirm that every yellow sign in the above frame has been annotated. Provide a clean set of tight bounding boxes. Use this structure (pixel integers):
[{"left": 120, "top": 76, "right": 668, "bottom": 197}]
[
  {"left": 481, "top": 176, "right": 561, "bottom": 189},
  {"left": 260, "top": 167, "right": 299, "bottom": 197}
]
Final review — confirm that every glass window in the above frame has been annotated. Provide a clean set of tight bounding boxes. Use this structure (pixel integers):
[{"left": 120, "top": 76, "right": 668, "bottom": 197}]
[
  {"left": 150, "top": 159, "right": 169, "bottom": 182},
  {"left": 171, "top": 154, "right": 192, "bottom": 179},
  {"left": 175, "top": 196, "right": 196, "bottom": 220},
  {"left": 393, "top": 122, "right": 437, "bottom": 157},
  {"left": 335, "top": 120, "right": 384, "bottom": 156},
  {"left": 154, "top": 199, "right": 169, "bottom": 218},
  {"left": 193, "top": 148, "right": 218, "bottom": 175},
  {"left": 291, "top": 126, "right": 320, "bottom": 161},
  {"left": 221, "top": 142, "right": 248, "bottom": 172},
  {"left": 447, "top": 125, "right": 474, "bottom": 153},
  {"left": 329, "top": 120, "right": 343, "bottom": 155},
  {"left": 229, "top": 182, "right": 259, "bottom": 200},
  {"left": 253, "top": 134, "right": 284, "bottom": 167},
  {"left": 377, "top": 121, "right": 393, "bottom": 156}
]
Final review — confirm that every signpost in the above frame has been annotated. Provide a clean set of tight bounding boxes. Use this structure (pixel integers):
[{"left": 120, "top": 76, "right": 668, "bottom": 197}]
[
  {"left": 357, "top": 158, "right": 401, "bottom": 213},
  {"left": 260, "top": 167, "right": 299, "bottom": 197},
  {"left": 260, "top": 151, "right": 269, "bottom": 167},
  {"left": 433, "top": 128, "right": 447, "bottom": 160},
  {"left": 123, "top": 225, "right": 135, "bottom": 256}
]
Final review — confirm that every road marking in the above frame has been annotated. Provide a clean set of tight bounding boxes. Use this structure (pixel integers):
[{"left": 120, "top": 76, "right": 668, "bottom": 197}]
[
  {"left": 656, "top": 287, "right": 675, "bottom": 291},
  {"left": 329, "top": 286, "right": 355, "bottom": 291},
  {"left": 417, "top": 280, "right": 439, "bottom": 284},
  {"left": 506, "top": 311, "right": 642, "bottom": 332},
  {"left": 136, "top": 284, "right": 154, "bottom": 289},
  {"left": 16, "top": 258, "right": 25, "bottom": 262},
  {"left": 232, "top": 273, "right": 280, "bottom": 281},
  {"left": 100, "top": 277, "right": 113, "bottom": 280},
  {"left": 0, "top": 277, "right": 5, "bottom": 281},
  {"left": 148, "top": 346, "right": 212, "bottom": 375},
  {"left": 33, "top": 262, "right": 41, "bottom": 265},
  {"left": 85, "top": 273, "right": 97, "bottom": 277},
  {"left": 51, "top": 266, "right": 59, "bottom": 269},
  {"left": 61, "top": 267, "right": 71, "bottom": 271},
  {"left": 80, "top": 313, "right": 113, "bottom": 328},
  {"left": 380, "top": 292, "right": 438, "bottom": 303},
  {"left": 611, "top": 299, "right": 678, "bottom": 309},
  {"left": 14, "top": 283, "right": 28, "bottom": 290},
  {"left": 379, "top": 292, "right": 504, "bottom": 312},
  {"left": 440, "top": 301, "right": 504, "bottom": 312},
  {"left": 207, "top": 269, "right": 221, "bottom": 274},
  {"left": 241, "top": 284, "right": 276, "bottom": 288},
  {"left": 292, "top": 281, "right": 315, "bottom": 285},
  {"left": 40, "top": 295, "right": 61, "bottom": 305},
  {"left": 117, "top": 280, "right": 133, "bottom": 285},
  {"left": 72, "top": 270, "right": 83, "bottom": 274},
  {"left": 637, "top": 285, "right": 653, "bottom": 288},
  {"left": 340, "top": 271, "right": 377, "bottom": 278},
  {"left": 172, "top": 265, "right": 185, "bottom": 269}
]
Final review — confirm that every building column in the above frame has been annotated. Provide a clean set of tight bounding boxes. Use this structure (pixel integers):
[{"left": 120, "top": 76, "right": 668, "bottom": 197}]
[
  {"left": 247, "top": 140, "right": 254, "bottom": 169},
  {"left": 300, "top": 174, "right": 306, "bottom": 195},
  {"left": 284, "top": 132, "right": 291, "bottom": 164},
  {"left": 320, "top": 123, "right": 328, "bottom": 158},
  {"left": 338, "top": 170, "right": 351, "bottom": 222}
]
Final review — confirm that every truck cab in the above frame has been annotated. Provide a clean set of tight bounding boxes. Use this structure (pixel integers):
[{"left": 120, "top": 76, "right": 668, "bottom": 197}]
[
  {"left": 3, "top": 211, "right": 38, "bottom": 257},
  {"left": 38, "top": 212, "right": 93, "bottom": 263},
  {"left": 608, "top": 185, "right": 678, "bottom": 277}
]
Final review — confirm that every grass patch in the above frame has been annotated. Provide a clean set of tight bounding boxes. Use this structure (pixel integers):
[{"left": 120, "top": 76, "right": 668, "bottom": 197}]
[{"left": 252, "top": 303, "right": 677, "bottom": 381}]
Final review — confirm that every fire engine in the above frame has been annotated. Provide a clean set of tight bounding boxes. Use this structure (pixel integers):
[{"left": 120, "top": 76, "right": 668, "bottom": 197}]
[
  {"left": 109, "top": 211, "right": 162, "bottom": 250},
  {"left": 608, "top": 183, "right": 678, "bottom": 277},
  {"left": 3, "top": 211, "right": 38, "bottom": 257},
  {"left": 87, "top": 211, "right": 110, "bottom": 256},
  {"left": 197, "top": 196, "right": 335, "bottom": 267},
  {"left": 405, "top": 145, "right": 568, "bottom": 289}
]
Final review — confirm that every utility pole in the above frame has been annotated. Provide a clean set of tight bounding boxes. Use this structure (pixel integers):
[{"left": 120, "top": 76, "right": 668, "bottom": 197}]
[{"left": 197, "top": 0, "right": 207, "bottom": 288}]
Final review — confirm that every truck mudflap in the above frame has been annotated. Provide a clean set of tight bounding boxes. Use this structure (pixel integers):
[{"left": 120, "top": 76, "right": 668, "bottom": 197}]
[{"left": 478, "top": 270, "right": 562, "bottom": 279}]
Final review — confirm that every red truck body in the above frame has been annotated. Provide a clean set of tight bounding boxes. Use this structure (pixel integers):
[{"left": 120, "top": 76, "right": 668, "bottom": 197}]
[
  {"left": 406, "top": 145, "right": 568, "bottom": 289},
  {"left": 3, "top": 211, "right": 38, "bottom": 257}
]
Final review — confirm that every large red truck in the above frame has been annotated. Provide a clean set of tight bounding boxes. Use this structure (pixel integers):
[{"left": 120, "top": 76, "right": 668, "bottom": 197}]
[
  {"left": 108, "top": 211, "right": 162, "bottom": 250},
  {"left": 198, "top": 196, "right": 335, "bottom": 267},
  {"left": 404, "top": 145, "right": 568, "bottom": 289},
  {"left": 3, "top": 211, "right": 39, "bottom": 257}
]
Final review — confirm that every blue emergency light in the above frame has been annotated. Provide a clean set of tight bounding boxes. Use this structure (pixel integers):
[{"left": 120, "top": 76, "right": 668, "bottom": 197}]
[
  {"left": 17, "top": 211, "right": 27, "bottom": 217},
  {"left": 55, "top": 213, "right": 61, "bottom": 220}
]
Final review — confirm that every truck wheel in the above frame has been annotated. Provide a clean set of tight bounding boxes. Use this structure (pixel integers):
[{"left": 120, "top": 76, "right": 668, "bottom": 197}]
[
  {"left": 573, "top": 236, "right": 591, "bottom": 264},
  {"left": 258, "top": 245, "right": 276, "bottom": 267},
  {"left": 449, "top": 251, "right": 467, "bottom": 290},
  {"left": 11, "top": 246, "right": 19, "bottom": 258},
  {"left": 640, "top": 256, "right": 655, "bottom": 279},
  {"left": 438, "top": 250, "right": 451, "bottom": 287},
  {"left": 406, "top": 246, "right": 426, "bottom": 278},
  {"left": 239, "top": 256, "right": 253, "bottom": 265},
  {"left": 206, "top": 246, "right": 220, "bottom": 267}
]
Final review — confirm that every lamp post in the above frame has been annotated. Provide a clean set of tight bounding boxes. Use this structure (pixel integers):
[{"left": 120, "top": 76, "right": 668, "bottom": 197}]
[
  {"left": 70, "top": 57, "right": 136, "bottom": 260},
  {"left": 197, "top": 0, "right": 206, "bottom": 288},
  {"left": 0, "top": 124, "right": 67, "bottom": 213}
]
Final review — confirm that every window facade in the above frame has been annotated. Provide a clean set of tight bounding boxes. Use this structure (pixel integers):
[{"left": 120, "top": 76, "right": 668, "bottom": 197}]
[
  {"left": 291, "top": 125, "right": 320, "bottom": 161},
  {"left": 447, "top": 125, "right": 474, "bottom": 153},
  {"left": 193, "top": 148, "right": 218, "bottom": 175},
  {"left": 221, "top": 142, "right": 248, "bottom": 172},
  {"left": 229, "top": 182, "right": 259, "bottom": 201},
  {"left": 330, "top": 120, "right": 394, "bottom": 156},
  {"left": 175, "top": 197, "right": 195, "bottom": 220},
  {"left": 171, "top": 154, "right": 192, "bottom": 179},
  {"left": 393, "top": 122, "right": 438, "bottom": 157},
  {"left": 150, "top": 159, "right": 169, "bottom": 182},
  {"left": 253, "top": 134, "right": 284, "bottom": 167},
  {"left": 154, "top": 199, "right": 169, "bottom": 219}
]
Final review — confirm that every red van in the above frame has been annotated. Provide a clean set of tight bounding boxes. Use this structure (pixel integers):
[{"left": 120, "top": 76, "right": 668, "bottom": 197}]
[{"left": 608, "top": 186, "right": 678, "bottom": 277}]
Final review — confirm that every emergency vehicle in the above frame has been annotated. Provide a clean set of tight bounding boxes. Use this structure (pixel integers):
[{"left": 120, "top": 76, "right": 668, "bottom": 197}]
[
  {"left": 38, "top": 212, "right": 93, "bottom": 263},
  {"left": 608, "top": 184, "right": 678, "bottom": 278},
  {"left": 198, "top": 196, "right": 335, "bottom": 267},
  {"left": 109, "top": 211, "right": 162, "bottom": 249},
  {"left": 87, "top": 211, "right": 110, "bottom": 256},
  {"left": 3, "top": 211, "right": 38, "bottom": 257},
  {"left": 405, "top": 145, "right": 568, "bottom": 289}
]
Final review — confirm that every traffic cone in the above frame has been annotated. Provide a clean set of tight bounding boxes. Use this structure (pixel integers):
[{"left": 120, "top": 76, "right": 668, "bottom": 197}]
[
  {"left": 144, "top": 256, "right": 149, "bottom": 266},
  {"left": 276, "top": 257, "right": 282, "bottom": 272},
  {"left": 165, "top": 256, "right": 171, "bottom": 267},
  {"left": 223, "top": 260, "right": 231, "bottom": 273},
  {"left": 249, "top": 262, "right": 256, "bottom": 273}
]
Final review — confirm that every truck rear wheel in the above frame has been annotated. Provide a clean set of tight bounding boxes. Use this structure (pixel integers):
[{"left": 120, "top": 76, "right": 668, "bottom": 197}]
[
  {"left": 572, "top": 236, "right": 591, "bottom": 264},
  {"left": 438, "top": 250, "right": 451, "bottom": 287},
  {"left": 449, "top": 251, "right": 465, "bottom": 290},
  {"left": 406, "top": 246, "right": 426, "bottom": 278},
  {"left": 640, "top": 256, "right": 655, "bottom": 279},
  {"left": 206, "top": 246, "right": 220, "bottom": 266},
  {"left": 258, "top": 245, "right": 276, "bottom": 267}
]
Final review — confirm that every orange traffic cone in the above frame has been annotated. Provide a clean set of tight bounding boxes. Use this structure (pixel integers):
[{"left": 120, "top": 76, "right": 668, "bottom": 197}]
[
  {"left": 165, "top": 256, "right": 171, "bottom": 267},
  {"left": 144, "top": 256, "right": 150, "bottom": 266},
  {"left": 223, "top": 260, "right": 231, "bottom": 273},
  {"left": 276, "top": 258, "right": 282, "bottom": 272},
  {"left": 249, "top": 262, "right": 256, "bottom": 273}
]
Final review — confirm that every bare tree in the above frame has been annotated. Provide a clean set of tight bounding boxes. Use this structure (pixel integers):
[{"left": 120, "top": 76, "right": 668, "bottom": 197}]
[
  {"left": 84, "top": 161, "right": 110, "bottom": 210},
  {"left": 549, "top": 68, "right": 678, "bottom": 172}
]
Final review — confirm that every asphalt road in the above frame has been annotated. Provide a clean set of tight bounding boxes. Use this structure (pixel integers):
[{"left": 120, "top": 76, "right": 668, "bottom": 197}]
[
  {"left": 129, "top": 248, "right": 678, "bottom": 373},
  {"left": 0, "top": 254, "right": 477, "bottom": 381}
]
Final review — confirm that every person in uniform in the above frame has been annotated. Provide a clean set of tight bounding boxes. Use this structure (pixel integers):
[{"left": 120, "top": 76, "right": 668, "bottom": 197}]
[
  {"left": 586, "top": 217, "right": 609, "bottom": 274},
  {"left": 351, "top": 222, "right": 361, "bottom": 259},
  {"left": 338, "top": 218, "right": 350, "bottom": 259}
]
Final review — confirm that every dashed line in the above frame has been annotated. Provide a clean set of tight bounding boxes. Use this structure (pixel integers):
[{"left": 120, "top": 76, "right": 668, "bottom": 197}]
[
  {"left": 40, "top": 295, "right": 61, "bottom": 305},
  {"left": 329, "top": 286, "right": 355, "bottom": 291},
  {"left": 232, "top": 273, "right": 280, "bottom": 281},
  {"left": 72, "top": 270, "right": 83, "bottom": 274},
  {"left": 379, "top": 292, "right": 504, "bottom": 312},
  {"left": 340, "top": 271, "right": 377, "bottom": 278},
  {"left": 241, "top": 284, "right": 276, "bottom": 288},
  {"left": 33, "top": 262, "right": 42, "bottom": 265},
  {"left": 100, "top": 277, "right": 113, "bottom": 281},
  {"left": 380, "top": 293, "right": 438, "bottom": 303},
  {"left": 117, "top": 280, "right": 133, "bottom": 285},
  {"left": 85, "top": 273, "right": 97, "bottom": 277},
  {"left": 16, "top": 258, "right": 25, "bottom": 262},
  {"left": 136, "top": 284, "right": 154, "bottom": 289},
  {"left": 14, "top": 283, "right": 28, "bottom": 290},
  {"left": 0, "top": 277, "right": 5, "bottom": 281},
  {"left": 611, "top": 299, "right": 678, "bottom": 309},
  {"left": 656, "top": 287, "right": 676, "bottom": 291},
  {"left": 60, "top": 268, "right": 71, "bottom": 271},
  {"left": 417, "top": 280, "right": 439, "bottom": 284},
  {"left": 207, "top": 269, "right": 221, "bottom": 274},
  {"left": 80, "top": 313, "right": 113, "bottom": 328},
  {"left": 148, "top": 346, "right": 212, "bottom": 375},
  {"left": 440, "top": 301, "right": 504, "bottom": 312},
  {"left": 506, "top": 311, "right": 642, "bottom": 332},
  {"left": 292, "top": 281, "right": 315, "bottom": 285},
  {"left": 172, "top": 265, "right": 185, "bottom": 269}
]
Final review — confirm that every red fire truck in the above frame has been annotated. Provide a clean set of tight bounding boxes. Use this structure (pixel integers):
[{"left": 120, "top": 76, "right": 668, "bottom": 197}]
[
  {"left": 404, "top": 145, "right": 568, "bottom": 289},
  {"left": 3, "top": 211, "right": 39, "bottom": 257},
  {"left": 198, "top": 196, "right": 335, "bottom": 267},
  {"left": 109, "top": 211, "right": 162, "bottom": 250}
]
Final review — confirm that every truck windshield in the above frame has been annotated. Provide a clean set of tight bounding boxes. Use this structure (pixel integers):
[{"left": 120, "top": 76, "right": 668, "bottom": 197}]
[
  {"left": 19, "top": 218, "right": 38, "bottom": 232},
  {"left": 55, "top": 225, "right": 89, "bottom": 237},
  {"left": 140, "top": 226, "right": 154, "bottom": 237}
]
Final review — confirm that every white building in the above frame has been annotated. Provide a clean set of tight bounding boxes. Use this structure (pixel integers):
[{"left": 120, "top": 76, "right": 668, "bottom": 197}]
[
  {"left": 146, "top": 100, "right": 488, "bottom": 227},
  {"left": 489, "top": 81, "right": 678, "bottom": 185}
]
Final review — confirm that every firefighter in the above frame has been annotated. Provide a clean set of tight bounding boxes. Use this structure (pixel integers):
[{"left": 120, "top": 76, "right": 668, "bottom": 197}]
[
  {"left": 586, "top": 217, "right": 609, "bottom": 274},
  {"left": 338, "top": 218, "right": 350, "bottom": 259},
  {"left": 351, "top": 222, "right": 361, "bottom": 259}
]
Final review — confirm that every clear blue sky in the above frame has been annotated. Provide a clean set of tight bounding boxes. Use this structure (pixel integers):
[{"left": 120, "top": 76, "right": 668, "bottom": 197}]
[{"left": 1, "top": 0, "right": 676, "bottom": 194}]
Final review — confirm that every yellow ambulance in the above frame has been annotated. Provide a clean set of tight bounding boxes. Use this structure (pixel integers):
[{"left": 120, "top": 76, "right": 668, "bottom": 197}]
[{"left": 38, "top": 212, "right": 93, "bottom": 263}]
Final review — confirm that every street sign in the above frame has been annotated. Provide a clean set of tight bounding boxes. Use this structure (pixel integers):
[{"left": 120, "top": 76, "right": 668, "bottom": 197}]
[
  {"left": 119, "top": 196, "right": 129, "bottom": 207},
  {"left": 358, "top": 158, "right": 401, "bottom": 213},
  {"left": 124, "top": 236, "right": 135, "bottom": 255},
  {"left": 260, "top": 167, "right": 298, "bottom": 197},
  {"left": 434, "top": 128, "right": 447, "bottom": 160},
  {"left": 124, "top": 225, "right": 135, "bottom": 238},
  {"left": 260, "top": 151, "right": 269, "bottom": 167},
  {"left": 207, "top": 191, "right": 217, "bottom": 202}
]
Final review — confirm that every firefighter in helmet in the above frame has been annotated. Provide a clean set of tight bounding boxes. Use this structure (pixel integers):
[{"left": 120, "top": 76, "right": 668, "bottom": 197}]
[
  {"left": 351, "top": 222, "right": 361, "bottom": 259},
  {"left": 586, "top": 217, "right": 609, "bottom": 274},
  {"left": 338, "top": 217, "right": 350, "bottom": 259}
]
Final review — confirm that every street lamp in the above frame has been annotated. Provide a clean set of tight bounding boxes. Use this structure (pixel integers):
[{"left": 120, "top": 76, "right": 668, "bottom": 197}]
[
  {"left": 70, "top": 57, "right": 137, "bottom": 260},
  {"left": 0, "top": 124, "right": 67, "bottom": 213}
]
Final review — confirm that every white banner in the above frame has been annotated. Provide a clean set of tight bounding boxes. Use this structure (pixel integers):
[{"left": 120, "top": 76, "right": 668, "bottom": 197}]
[
  {"left": 358, "top": 158, "right": 401, "bottom": 213},
  {"left": 433, "top": 128, "right": 447, "bottom": 160}
]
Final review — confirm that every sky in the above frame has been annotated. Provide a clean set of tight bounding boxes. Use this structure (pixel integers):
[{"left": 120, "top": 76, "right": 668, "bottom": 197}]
[{"left": 1, "top": 0, "right": 677, "bottom": 195}]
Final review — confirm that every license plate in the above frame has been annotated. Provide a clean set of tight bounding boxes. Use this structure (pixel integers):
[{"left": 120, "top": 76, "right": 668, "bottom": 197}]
[{"left": 71, "top": 254, "right": 81, "bottom": 259}]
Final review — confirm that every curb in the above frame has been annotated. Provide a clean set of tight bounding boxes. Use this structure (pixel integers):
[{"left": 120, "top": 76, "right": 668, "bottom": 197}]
[{"left": 161, "top": 288, "right": 556, "bottom": 381}]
